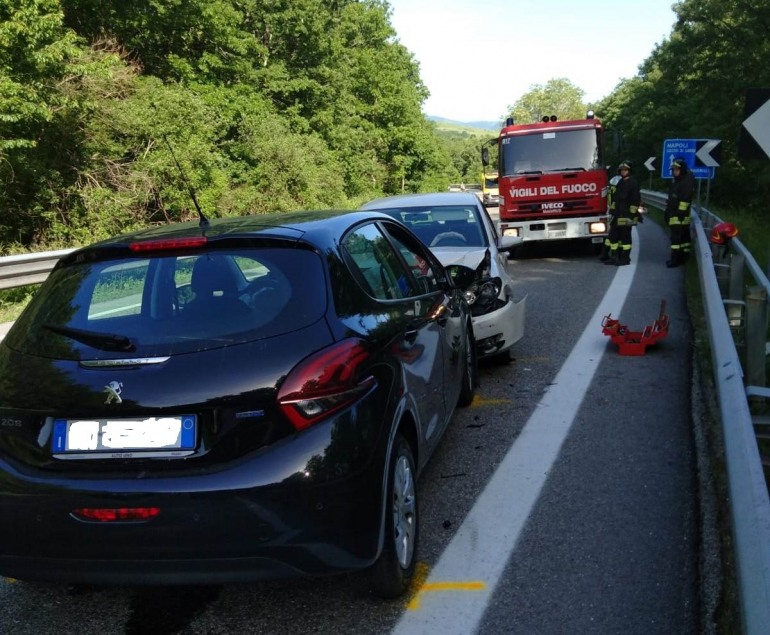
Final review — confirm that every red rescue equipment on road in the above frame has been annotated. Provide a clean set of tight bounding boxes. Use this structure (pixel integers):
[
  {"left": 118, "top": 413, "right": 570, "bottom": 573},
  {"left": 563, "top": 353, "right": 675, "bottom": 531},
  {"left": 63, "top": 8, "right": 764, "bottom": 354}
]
[{"left": 601, "top": 300, "right": 669, "bottom": 356}]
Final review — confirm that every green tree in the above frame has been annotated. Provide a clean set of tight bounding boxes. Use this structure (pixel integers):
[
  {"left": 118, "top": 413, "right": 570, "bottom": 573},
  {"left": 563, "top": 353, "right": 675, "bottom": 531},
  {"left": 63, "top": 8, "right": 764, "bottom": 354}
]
[
  {"left": 507, "top": 78, "right": 588, "bottom": 125},
  {"left": 0, "top": 0, "right": 107, "bottom": 247},
  {"left": 596, "top": 0, "right": 770, "bottom": 210}
]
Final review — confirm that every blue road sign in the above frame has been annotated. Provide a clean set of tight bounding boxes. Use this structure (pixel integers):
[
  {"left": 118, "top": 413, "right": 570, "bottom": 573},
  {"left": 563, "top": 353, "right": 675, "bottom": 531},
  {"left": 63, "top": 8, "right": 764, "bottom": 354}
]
[{"left": 661, "top": 139, "right": 716, "bottom": 179}]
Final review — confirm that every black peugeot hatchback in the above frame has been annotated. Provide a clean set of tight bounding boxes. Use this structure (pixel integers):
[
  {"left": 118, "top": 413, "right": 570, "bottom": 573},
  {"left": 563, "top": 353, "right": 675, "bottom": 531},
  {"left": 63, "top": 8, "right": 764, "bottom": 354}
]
[{"left": 0, "top": 210, "right": 476, "bottom": 597}]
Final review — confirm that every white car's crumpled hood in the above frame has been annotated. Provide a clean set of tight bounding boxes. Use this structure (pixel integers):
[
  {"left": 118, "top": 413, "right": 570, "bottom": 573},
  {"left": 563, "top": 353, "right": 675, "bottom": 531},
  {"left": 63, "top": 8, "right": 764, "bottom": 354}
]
[{"left": 429, "top": 247, "right": 487, "bottom": 270}]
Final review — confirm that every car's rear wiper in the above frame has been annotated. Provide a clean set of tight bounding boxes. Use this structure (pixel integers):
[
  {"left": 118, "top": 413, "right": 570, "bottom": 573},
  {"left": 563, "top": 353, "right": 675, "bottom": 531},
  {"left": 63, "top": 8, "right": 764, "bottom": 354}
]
[{"left": 42, "top": 324, "right": 136, "bottom": 352}]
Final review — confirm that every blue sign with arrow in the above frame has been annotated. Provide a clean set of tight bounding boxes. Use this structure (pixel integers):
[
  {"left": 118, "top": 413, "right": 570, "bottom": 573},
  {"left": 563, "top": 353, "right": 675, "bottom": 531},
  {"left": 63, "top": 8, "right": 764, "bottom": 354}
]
[{"left": 661, "top": 139, "right": 719, "bottom": 179}]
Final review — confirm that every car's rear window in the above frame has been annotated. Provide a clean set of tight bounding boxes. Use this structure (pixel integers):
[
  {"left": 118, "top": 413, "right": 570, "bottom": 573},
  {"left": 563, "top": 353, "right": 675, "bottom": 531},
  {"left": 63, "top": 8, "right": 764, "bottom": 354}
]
[{"left": 9, "top": 247, "right": 326, "bottom": 360}]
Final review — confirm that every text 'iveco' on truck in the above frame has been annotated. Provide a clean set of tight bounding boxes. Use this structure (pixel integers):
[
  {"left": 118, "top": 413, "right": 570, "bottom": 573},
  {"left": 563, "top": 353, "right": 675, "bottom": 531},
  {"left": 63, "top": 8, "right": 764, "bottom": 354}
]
[{"left": 482, "top": 111, "right": 609, "bottom": 255}]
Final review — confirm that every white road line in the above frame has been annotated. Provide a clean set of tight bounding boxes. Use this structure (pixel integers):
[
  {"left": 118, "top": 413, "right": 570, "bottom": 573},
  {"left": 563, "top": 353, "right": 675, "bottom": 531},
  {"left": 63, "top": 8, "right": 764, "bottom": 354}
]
[{"left": 392, "top": 233, "right": 639, "bottom": 635}]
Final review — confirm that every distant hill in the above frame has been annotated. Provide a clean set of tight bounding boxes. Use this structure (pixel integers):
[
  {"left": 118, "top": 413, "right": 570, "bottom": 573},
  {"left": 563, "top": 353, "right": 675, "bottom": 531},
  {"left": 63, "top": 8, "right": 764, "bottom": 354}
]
[{"left": 428, "top": 116, "right": 502, "bottom": 131}]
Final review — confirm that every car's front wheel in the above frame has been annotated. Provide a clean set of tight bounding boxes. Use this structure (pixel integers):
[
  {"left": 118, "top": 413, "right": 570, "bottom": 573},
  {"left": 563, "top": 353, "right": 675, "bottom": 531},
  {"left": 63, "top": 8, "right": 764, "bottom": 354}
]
[
  {"left": 457, "top": 325, "right": 477, "bottom": 407},
  {"left": 368, "top": 434, "right": 418, "bottom": 598}
]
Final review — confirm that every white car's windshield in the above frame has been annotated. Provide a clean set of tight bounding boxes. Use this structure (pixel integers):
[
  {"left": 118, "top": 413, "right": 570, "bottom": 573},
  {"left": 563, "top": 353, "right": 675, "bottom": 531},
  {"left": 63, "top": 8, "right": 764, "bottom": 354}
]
[{"left": 377, "top": 206, "right": 488, "bottom": 248}]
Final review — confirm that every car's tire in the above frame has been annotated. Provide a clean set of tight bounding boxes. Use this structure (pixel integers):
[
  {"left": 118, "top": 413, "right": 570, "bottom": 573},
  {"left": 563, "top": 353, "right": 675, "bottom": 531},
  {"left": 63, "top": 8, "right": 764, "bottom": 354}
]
[
  {"left": 457, "top": 325, "right": 477, "bottom": 407},
  {"left": 369, "top": 434, "right": 418, "bottom": 599}
]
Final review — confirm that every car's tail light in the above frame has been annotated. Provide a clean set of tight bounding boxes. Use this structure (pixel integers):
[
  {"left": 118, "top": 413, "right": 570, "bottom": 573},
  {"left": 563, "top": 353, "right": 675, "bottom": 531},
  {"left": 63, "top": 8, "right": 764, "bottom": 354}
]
[
  {"left": 277, "top": 339, "right": 375, "bottom": 431},
  {"left": 72, "top": 507, "right": 160, "bottom": 522},
  {"left": 129, "top": 236, "right": 208, "bottom": 252}
]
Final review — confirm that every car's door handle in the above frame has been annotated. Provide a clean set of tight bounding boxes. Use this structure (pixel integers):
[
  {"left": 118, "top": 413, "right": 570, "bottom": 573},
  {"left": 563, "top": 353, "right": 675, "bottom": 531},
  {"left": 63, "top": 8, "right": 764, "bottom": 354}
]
[{"left": 404, "top": 328, "right": 419, "bottom": 343}]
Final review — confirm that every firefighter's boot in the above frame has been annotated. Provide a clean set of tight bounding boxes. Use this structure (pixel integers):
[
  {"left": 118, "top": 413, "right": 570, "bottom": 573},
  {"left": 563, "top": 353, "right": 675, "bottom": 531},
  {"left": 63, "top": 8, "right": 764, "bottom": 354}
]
[
  {"left": 603, "top": 248, "right": 618, "bottom": 265},
  {"left": 598, "top": 243, "right": 611, "bottom": 262},
  {"left": 617, "top": 250, "right": 631, "bottom": 266},
  {"left": 666, "top": 250, "right": 682, "bottom": 268}
]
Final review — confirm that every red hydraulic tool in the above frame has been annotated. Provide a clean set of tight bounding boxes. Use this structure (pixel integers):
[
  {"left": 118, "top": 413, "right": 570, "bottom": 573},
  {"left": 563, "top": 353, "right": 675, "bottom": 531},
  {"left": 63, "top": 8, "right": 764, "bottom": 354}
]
[{"left": 601, "top": 300, "right": 669, "bottom": 356}]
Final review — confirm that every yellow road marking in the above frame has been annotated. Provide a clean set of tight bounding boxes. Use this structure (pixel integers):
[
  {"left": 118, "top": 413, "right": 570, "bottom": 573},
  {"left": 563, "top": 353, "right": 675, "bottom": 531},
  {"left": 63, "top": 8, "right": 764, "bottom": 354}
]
[
  {"left": 407, "top": 573, "right": 486, "bottom": 610},
  {"left": 471, "top": 394, "right": 512, "bottom": 406}
]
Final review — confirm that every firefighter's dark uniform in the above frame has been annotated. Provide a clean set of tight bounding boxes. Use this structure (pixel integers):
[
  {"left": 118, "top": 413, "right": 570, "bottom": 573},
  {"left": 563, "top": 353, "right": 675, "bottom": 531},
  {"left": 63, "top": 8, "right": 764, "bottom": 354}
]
[
  {"left": 599, "top": 175, "right": 620, "bottom": 262},
  {"left": 603, "top": 161, "right": 641, "bottom": 266},
  {"left": 665, "top": 158, "right": 696, "bottom": 268}
]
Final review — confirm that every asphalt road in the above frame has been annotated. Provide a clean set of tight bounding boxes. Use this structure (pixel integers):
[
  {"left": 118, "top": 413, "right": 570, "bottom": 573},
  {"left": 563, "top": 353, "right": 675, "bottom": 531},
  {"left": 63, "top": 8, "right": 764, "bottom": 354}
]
[{"left": 0, "top": 217, "right": 710, "bottom": 635}]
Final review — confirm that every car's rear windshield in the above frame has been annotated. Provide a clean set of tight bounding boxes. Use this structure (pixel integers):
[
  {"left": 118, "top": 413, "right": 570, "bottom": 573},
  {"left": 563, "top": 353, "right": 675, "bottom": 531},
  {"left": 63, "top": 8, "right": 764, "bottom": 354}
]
[{"left": 9, "top": 247, "right": 326, "bottom": 360}]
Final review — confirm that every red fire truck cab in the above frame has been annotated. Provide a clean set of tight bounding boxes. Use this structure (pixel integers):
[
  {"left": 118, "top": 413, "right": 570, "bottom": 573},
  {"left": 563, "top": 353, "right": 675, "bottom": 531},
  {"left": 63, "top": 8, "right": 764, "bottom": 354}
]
[{"left": 482, "top": 112, "right": 609, "bottom": 254}]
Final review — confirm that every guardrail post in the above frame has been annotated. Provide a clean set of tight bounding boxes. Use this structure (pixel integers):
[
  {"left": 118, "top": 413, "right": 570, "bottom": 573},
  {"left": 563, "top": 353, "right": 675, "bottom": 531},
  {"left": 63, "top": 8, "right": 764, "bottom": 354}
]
[
  {"left": 745, "top": 285, "right": 769, "bottom": 393},
  {"left": 730, "top": 253, "right": 745, "bottom": 301}
]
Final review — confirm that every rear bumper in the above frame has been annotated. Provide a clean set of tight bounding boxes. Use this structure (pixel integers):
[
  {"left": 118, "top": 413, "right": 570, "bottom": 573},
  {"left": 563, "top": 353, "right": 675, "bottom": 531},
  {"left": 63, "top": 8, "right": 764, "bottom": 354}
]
[{"left": 0, "top": 411, "right": 389, "bottom": 585}]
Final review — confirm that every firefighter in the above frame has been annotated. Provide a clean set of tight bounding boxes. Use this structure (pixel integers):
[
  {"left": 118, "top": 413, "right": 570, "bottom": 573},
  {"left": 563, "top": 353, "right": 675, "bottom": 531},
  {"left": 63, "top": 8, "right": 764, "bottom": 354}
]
[
  {"left": 665, "top": 157, "right": 696, "bottom": 268},
  {"left": 603, "top": 159, "right": 641, "bottom": 266},
  {"left": 598, "top": 170, "right": 621, "bottom": 262}
]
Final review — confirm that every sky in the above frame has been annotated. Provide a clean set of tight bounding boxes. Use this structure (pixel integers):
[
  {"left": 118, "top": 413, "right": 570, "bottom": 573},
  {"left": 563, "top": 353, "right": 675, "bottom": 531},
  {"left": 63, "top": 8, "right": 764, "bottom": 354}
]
[{"left": 386, "top": 0, "right": 678, "bottom": 123}]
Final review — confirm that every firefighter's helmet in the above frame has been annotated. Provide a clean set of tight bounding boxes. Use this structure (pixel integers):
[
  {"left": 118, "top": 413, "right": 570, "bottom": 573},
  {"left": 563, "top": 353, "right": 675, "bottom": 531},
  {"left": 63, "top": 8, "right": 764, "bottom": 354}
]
[
  {"left": 618, "top": 159, "right": 633, "bottom": 173},
  {"left": 710, "top": 222, "right": 739, "bottom": 245},
  {"left": 671, "top": 157, "right": 688, "bottom": 173}
]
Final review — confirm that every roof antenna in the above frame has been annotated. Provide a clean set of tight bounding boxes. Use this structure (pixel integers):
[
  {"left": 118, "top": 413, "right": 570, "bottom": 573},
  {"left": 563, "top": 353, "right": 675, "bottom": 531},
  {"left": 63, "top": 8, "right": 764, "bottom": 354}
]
[{"left": 161, "top": 133, "right": 210, "bottom": 229}]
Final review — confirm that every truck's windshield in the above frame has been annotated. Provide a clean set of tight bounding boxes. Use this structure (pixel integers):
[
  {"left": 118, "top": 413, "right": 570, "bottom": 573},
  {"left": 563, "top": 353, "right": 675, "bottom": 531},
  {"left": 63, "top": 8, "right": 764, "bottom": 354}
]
[{"left": 500, "top": 128, "right": 602, "bottom": 177}]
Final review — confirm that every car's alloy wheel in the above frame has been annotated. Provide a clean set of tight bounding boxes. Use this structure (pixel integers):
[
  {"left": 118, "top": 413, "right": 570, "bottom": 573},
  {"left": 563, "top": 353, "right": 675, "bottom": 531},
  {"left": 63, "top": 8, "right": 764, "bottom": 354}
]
[
  {"left": 369, "top": 434, "right": 418, "bottom": 598},
  {"left": 392, "top": 451, "right": 417, "bottom": 568}
]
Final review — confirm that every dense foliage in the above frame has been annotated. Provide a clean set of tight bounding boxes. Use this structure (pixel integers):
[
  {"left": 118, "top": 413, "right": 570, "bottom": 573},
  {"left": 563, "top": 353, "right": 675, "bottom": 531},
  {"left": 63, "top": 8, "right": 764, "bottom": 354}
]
[
  {"left": 1, "top": 0, "right": 768, "bottom": 253},
  {"left": 0, "top": 0, "right": 458, "bottom": 250},
  {"left": 595, "top": 0, "right": 770, "bottom": 213},
  {"left": 507, "top": 78, "right": 588, "bottom": 124}
]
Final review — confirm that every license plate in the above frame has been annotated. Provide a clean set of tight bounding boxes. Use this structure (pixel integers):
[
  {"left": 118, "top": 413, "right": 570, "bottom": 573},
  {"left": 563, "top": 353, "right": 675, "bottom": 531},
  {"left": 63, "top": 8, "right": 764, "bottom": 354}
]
[
  {"left": 52, "top": 415, "right": 196, "bottom": 459},
  {"left": 549, "top": 230, "right": 566, "bottom": 238},
  {"left": 592, "top": 236, "right": 604, "bottom": 243}
]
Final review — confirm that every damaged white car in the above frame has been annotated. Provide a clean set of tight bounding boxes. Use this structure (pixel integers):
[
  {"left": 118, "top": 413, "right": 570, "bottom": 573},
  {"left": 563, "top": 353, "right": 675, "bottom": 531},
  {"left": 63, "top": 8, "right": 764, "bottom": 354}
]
[{"left": 360, "top": 192, "right": 526, "bottom": 361}]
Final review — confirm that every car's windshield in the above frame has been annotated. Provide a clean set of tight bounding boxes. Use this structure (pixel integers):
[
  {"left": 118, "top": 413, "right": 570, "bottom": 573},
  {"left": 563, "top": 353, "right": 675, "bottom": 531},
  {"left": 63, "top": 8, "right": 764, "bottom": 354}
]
[
  {"left": 8, "top": 247, "right": 326, "bottom": 360},
  {"left": 376, "top": 205, "right": 488, "bottom": 249},
  {"left": 500, "top": 128, "right": 602, "bottom": 176}
]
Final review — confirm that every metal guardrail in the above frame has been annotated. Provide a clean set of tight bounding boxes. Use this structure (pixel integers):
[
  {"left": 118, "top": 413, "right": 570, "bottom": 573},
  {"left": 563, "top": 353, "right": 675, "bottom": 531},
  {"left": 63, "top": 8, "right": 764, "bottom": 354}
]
[
  {"left": 2, "top": 207, "right": 770, "bottom": 631},
  {"left": 0, "top": 248, "right": 74, "bottom": 290},
  {"left": 642, "top": 189, "right": 770, "bottom": 635}
]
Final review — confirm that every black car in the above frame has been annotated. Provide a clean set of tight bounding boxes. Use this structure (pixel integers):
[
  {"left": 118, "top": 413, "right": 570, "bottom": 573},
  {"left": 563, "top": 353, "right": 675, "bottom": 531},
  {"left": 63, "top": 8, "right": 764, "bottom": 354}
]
[{"left": 0, "top": 210, "right": 476, "bottom": 597}]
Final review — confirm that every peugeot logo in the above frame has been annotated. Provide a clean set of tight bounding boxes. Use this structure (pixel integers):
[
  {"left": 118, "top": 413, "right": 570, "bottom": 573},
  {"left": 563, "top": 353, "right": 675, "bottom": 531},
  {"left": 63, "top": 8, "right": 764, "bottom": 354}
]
[{"left": 103, "top": 381, "right": 123, "bottom": 404}]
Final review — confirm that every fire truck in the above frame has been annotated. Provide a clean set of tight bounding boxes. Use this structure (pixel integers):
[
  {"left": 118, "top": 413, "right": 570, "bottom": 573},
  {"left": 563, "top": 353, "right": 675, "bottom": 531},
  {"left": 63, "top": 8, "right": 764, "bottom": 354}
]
[{"left": 482, "top": 111, "right": 609, "bottom": 253}]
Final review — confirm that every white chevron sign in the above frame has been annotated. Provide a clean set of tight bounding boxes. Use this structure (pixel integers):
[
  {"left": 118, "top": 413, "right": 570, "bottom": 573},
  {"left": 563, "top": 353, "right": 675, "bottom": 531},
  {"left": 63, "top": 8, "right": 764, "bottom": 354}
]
[
  {"left": 743, "top": 99, "right": 770, "bottom": 159},
  {"left": 695, "top": 139, "right": 721, "bottom": 167}
]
